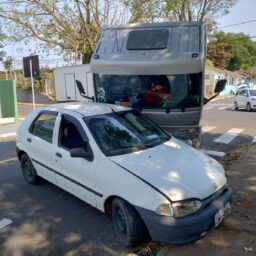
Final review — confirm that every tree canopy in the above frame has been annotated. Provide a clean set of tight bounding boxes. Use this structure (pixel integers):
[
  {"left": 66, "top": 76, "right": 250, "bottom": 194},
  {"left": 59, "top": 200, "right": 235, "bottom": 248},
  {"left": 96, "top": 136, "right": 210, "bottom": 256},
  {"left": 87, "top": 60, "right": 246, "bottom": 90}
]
[
  {"left": 128, "top": 0, "right": 237, "bottom": 31},
  {"left": 207, "top": 32, "right": 256, "bottom": 71},
  {"left": 0, "top": 0, "right": 129, "bottom": 63}
]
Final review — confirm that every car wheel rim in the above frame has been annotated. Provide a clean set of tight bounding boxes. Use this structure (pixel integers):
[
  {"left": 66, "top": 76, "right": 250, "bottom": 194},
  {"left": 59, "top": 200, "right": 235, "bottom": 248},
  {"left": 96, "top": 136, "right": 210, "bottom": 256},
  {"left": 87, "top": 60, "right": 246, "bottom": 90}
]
[
  {"left": 115, "top": 207, "right": 127, "bottom": 235},
  {"left": 23, "top": 161, "right": 33, "bottom": 178},
  {"left": 247, "top": 104, "right": 251, "bottom": 111}
]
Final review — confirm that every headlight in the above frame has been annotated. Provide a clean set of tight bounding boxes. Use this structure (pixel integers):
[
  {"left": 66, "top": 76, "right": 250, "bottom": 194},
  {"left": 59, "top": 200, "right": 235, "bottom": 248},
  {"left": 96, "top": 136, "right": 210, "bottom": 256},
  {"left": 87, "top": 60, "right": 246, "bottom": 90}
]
[
  {"left": 252, "top": 98, "right": 256, "bottom": 101},
  {"left": 172, "top": 199, "right": 202, "bottom": 218},
  {"left": 155, "top": 203, "right": 173, "bottom": 216}
]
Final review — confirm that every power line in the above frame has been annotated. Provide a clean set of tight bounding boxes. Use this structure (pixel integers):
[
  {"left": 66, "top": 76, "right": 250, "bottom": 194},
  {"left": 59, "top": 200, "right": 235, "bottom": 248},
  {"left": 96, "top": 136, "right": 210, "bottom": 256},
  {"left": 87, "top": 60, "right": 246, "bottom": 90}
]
[{"left": 218, "top": 19, "right": 256, "bottom": 29}]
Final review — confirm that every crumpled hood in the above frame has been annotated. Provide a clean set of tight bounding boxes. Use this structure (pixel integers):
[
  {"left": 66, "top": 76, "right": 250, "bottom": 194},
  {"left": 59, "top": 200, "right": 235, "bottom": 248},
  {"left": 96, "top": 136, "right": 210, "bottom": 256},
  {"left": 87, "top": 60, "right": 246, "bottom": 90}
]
[{"left": 109, "top": 138, "right": 227, "bottom": 201}]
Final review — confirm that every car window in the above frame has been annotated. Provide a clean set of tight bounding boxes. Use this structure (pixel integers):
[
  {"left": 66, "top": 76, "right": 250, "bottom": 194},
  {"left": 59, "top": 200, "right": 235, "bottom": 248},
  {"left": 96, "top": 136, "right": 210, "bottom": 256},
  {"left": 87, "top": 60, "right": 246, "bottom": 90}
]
[
  {"left": 84, "top": 110, "right": 170, "bottom": 156},
  {"left": 58, "top": 115, "right": 87, "bottom": 151},
  {"left": 29, "top": 112, "right": 57, "bottom": 143},
  {"left": 239, "top": 90, "right": 245, "bottom": 95},
  {"left": 249, "top": 90, "right": 256, "bottom": 96}
]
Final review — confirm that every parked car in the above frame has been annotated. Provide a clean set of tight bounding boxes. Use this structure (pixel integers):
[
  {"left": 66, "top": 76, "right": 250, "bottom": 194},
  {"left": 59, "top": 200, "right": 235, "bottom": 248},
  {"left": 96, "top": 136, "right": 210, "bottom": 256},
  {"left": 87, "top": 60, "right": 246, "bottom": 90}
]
[
  {"left": 234, "top": 89, "right": 256, "bottom": 111},
  {"left": 234, "top": 83, "right": 250, "bottom": 95},
  {"left": 16, "top": 103, "right": 232, "bottom": 246}
]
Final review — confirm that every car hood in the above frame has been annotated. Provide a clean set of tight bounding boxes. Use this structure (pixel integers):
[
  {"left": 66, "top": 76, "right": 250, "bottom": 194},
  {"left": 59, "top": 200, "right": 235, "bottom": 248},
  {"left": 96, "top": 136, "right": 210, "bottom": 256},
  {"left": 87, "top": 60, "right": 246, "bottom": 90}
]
[{"left": 109, "top": 138, "right": 227, "bottom": 201}]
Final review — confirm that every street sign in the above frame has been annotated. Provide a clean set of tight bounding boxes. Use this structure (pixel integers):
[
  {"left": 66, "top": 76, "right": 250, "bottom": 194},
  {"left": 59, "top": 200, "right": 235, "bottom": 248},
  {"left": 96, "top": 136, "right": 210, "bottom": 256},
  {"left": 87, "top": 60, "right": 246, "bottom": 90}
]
[{"left": 23, "top": 55, "right": 40, "bottom": 78}]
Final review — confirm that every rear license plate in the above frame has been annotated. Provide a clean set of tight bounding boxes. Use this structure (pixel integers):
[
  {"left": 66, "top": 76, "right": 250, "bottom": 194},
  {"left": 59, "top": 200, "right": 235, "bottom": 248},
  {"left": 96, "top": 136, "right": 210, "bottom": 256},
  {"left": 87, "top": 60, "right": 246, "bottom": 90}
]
[{"left": 214, "top": 202, "right": 231, "bottom": 227}]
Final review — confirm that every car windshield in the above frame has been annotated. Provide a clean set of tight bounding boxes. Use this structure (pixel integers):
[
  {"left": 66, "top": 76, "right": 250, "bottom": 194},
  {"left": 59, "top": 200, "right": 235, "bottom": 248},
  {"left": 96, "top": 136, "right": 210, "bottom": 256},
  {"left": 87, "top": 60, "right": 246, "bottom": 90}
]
[
  {"left": 84, "top": 110, "right": 170, "bottom": 156},
  {"left": 94, "top": 73, "right": 202, "bottom": 110},
  {"left": 250, "top": 90, "right": 256, "bottom": 96}
]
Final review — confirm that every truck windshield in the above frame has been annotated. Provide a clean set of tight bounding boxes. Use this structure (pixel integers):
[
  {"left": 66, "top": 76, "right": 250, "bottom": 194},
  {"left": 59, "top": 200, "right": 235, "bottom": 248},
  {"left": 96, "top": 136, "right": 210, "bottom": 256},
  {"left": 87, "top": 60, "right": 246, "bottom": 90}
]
[
  {"left": 84, "top": 110, "right": 170, "bottom": 156},
  {"left": 94, "top": 73, "right": 202, "bottom": 110}
]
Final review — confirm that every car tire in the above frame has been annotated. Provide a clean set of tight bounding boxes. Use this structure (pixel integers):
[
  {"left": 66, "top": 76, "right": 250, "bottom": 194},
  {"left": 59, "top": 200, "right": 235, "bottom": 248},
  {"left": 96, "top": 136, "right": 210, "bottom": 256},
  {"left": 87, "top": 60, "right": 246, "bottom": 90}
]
[
  {"left": 246, "top": 103, "right": 251, "bottom": 112},
  {"left": 234, "top": 102, "right": 238, "bottom": 110},
  {"left": 112, "top": 198, "right": 148, "bottom": 246},
  {"left": 20, "top": 154, "right": 40, "bottom": 185}
]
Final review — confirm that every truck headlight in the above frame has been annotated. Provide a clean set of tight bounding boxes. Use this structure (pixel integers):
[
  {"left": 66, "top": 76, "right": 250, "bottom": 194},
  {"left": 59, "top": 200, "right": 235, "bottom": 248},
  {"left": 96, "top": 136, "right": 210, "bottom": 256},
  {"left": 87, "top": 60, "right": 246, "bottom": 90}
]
[{"left": 172, "top": 200, "right": 202, "bottom": 218}]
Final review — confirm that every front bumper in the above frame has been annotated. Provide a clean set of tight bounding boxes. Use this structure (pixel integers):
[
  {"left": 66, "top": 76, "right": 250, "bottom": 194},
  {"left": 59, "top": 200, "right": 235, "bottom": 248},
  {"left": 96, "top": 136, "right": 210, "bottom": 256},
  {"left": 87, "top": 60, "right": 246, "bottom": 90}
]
[{"left": 135, "top": 185, "right": 232, "bottom": 244}]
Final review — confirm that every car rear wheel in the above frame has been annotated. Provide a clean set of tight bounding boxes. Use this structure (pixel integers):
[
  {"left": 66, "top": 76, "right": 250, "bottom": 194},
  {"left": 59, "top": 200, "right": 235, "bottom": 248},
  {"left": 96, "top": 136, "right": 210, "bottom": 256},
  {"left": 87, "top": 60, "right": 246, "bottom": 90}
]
[
  {"left": 112, "top": 198, "right": 148, "bottom": 246},
  {"left": 21, "top": 154, "right": 40, "bottom": 185},
  {"left": 246, "top": 103, "right": 251, "bottom": 112},
  {"left": 234, "top": 102, "right": 238, "bottom": 110}
]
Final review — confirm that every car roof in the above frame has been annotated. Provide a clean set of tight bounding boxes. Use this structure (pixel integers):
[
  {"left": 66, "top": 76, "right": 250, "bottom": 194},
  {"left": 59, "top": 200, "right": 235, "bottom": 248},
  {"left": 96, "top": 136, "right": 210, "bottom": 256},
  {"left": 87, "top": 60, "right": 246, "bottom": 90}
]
[{"left": 42, "top": 102, "right": 131, "bottom": 117}]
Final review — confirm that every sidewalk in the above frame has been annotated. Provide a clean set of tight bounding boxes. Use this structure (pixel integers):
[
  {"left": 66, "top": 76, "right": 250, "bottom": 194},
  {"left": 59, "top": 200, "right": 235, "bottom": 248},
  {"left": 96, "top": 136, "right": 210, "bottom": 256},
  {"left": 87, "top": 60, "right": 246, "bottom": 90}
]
[{"left": 158, "top": 145, "right": 256, "bottom": 256}]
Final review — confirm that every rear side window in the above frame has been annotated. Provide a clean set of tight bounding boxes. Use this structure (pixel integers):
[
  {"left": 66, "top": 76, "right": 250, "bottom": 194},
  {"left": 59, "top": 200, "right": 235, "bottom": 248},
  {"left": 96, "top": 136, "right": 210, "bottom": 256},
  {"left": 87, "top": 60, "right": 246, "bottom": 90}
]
[{"left": 29, "top": 112, "right": 57, "bottom": 143}]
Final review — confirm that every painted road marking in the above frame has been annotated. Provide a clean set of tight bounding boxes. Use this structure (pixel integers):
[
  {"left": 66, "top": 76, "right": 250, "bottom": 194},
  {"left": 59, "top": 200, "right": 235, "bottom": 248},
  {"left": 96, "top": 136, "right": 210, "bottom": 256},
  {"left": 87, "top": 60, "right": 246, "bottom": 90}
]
[
  {"left": 204, "top": 107, "right": 214, "bottom": 110},
  {"left": 218, "top": 107, "right": 227, "bottom": 110},
  {"left": 0, "top": 219, "right": 12, "bottom": 229},
  {"left": 214, "top": 128, "right": 244, "bottom": 144},
  {"left": 0, "top": 157, "right": 18, "bottom": 165},
  {"left": 0, "top": 132, "right": 16, "bottom": 138},
  {"left": 252, "top": 136, "right": 256, "bottom": 143},
  {"left": 202, "top": 126, "right": 216, "bottom": 133},
  {"left": 200, "top": 149, "right": 226, "bottom": 157}
]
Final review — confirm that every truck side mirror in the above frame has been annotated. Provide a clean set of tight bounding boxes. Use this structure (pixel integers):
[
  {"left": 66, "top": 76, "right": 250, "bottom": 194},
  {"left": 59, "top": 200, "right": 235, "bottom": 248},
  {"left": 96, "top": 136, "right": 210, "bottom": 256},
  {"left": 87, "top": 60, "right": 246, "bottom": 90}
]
[
  {"left": 214, "top": 79, "right": 227, "bottom": 94},
  {"left": 76, "top": 80, "right": 95, "bottom": 102}
]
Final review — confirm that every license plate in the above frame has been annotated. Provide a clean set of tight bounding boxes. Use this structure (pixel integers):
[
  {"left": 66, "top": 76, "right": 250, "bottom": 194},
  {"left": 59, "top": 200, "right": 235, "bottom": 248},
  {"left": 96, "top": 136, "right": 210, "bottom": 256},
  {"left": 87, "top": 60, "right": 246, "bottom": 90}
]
[{"left": 214, "top": 202, "right": 231, "bottom": 227}]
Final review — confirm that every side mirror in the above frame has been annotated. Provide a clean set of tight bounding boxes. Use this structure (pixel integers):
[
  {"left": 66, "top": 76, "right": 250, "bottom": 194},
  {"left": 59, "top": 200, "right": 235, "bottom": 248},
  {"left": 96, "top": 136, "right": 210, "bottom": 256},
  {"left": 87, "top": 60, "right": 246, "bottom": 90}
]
[
  {"left": 214, "top": 79, "right": 227, "bottom": 94},
  {"left": 70, "top": 147, "right": 94, "bottom": 162}
]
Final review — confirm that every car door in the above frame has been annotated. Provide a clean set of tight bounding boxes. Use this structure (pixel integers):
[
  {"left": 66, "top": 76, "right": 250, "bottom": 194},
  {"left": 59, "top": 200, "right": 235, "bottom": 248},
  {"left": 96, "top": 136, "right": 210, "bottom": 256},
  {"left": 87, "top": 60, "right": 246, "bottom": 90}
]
[
  {"left": 26, "top": 110, "right": 59, "bottom": 182},
  {"left": 53, "top": 112, "right": 99, "bottom": 207},
  {"left": 237, "top": 90, "right": 246, "bottom": 108}
]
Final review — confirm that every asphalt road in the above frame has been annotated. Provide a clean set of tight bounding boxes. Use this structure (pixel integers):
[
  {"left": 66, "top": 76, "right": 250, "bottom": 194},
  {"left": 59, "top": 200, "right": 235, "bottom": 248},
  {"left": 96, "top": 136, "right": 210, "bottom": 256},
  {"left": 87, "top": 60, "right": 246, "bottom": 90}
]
[
  {"left": 201, "top": 96, "right": 256, "bottom": 155},
  {"left": 0, "top": 97, "right": 256, "bottom": 256}
]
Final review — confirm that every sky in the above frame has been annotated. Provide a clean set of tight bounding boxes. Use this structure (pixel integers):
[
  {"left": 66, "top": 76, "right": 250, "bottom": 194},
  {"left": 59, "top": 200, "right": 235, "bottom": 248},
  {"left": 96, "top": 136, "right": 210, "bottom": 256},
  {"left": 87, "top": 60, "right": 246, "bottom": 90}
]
[
  {"left": 217, "top": 0, "right": 256, "bottom": 38},
  {"left": 1, "top": 0, "right": 256, "bottom": 70}
]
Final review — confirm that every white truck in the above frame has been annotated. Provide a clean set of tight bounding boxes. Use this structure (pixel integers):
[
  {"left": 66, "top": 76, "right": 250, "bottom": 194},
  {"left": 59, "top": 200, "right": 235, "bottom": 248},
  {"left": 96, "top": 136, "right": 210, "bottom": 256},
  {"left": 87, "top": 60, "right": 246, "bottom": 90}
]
[{"left": 53, "top": 21, "right": 225, "bottom": 147}]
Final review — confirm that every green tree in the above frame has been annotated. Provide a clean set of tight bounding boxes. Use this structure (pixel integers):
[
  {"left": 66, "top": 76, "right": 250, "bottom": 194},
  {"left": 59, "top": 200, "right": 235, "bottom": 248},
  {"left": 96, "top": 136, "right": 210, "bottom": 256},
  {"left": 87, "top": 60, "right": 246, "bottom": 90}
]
[
  {"left": 129, "top": 0, "right": 237, "bottom": 32},
  {"left": 3, "top": 56, "right": 13, "bottom": 71},
  {"left": 207, "top": 32, "right": 256, "bottom": 71},
  {"left": 0, "top": 1, "right": 129, "bottom": 63}
]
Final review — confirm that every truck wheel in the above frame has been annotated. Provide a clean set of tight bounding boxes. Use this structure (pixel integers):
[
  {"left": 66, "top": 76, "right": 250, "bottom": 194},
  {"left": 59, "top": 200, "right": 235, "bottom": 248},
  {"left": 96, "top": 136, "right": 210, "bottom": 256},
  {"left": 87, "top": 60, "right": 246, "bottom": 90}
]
[
  {"left": 21, "top": 154, "right": 40, "bottom": 185},
  {"left": 112, "top": 198, "right": 148, "bottom": 246},
  {"left": 246, "top": 103, "right": 251, "bottom": 112}
]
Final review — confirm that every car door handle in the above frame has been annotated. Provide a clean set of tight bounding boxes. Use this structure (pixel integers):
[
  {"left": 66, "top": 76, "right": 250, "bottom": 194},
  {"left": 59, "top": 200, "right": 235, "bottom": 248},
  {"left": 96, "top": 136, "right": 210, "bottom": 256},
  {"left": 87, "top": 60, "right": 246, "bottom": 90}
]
[
  {"left": 56, "top": 152, "right": 62, "bottom": 158},
  {"left": 27, "top": 138, "right": 32, "bottom": 143}
]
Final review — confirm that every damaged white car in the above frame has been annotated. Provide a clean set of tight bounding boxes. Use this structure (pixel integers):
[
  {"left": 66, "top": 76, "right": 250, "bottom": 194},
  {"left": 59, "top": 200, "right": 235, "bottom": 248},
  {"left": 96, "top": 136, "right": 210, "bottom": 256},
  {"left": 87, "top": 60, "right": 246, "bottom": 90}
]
[{"left": 16, "top": 103, "right": 232, "bottom": 246}]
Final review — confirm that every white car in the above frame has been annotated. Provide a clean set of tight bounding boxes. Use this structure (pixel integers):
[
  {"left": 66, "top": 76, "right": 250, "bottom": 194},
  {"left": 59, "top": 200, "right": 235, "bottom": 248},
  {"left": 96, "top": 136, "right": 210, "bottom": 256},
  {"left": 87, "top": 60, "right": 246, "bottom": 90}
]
[
  {"left": 234, "top": 88, "right": 256, "bottom": 111},
  {"left": 16, "top": 103, "right": 232, "bottom": 246}
]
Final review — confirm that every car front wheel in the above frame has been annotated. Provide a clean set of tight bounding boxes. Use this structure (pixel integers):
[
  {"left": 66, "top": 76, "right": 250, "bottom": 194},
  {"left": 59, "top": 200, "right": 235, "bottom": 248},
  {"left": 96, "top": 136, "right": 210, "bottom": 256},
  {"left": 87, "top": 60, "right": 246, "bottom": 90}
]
[
  {"left": 112, "top": 198, "right": 148, "bottom": 246},
  {"left": 20, "top": 154, "right": 40, "bottom": 185},
  {"left": 246, "top": 103, "right": 251, "bottom": 112}
]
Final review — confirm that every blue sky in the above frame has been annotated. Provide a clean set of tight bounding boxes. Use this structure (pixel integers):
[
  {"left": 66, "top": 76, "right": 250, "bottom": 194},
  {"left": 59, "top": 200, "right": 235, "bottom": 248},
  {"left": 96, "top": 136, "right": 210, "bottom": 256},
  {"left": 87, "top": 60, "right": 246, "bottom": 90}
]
[{"left": 217, "top": 0, "right": 256, "bottom": 37}]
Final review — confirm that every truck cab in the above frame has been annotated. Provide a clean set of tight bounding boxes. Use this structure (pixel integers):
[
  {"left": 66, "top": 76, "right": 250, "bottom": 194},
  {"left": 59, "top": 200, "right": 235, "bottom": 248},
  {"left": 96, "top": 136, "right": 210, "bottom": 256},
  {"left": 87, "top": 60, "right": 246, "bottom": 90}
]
[{"left": 90, "top": 21, "right": 207, "bottom": 147}]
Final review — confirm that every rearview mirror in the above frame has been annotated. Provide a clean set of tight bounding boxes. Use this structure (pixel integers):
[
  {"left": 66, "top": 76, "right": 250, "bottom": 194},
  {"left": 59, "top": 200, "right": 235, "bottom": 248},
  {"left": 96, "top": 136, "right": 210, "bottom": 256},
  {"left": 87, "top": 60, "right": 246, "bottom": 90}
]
[
  {"left": 70, "top": 147, "right": 94, "bottom": 162},
  {"left": 214, "top": 79, "right": 227, "bottom": 94}
]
